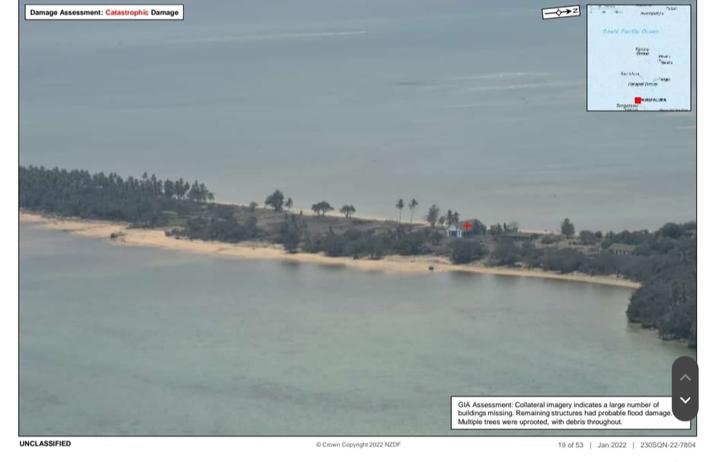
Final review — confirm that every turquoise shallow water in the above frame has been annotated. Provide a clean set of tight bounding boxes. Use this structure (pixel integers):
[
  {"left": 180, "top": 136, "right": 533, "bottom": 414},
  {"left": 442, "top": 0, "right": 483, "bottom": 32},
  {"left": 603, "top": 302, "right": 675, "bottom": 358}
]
[{"left": 19, "top": 224, "right": 693, "bottom": 435}]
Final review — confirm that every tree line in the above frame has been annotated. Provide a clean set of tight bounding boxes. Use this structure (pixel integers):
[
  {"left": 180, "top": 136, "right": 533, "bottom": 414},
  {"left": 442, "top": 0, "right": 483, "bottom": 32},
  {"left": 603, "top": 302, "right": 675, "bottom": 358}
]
[
  {"left": 20, "top": 166, "right": 696, "bottom": 346},
  {"left": 20, "top": 165, "right": 213, "bottom": 226}
]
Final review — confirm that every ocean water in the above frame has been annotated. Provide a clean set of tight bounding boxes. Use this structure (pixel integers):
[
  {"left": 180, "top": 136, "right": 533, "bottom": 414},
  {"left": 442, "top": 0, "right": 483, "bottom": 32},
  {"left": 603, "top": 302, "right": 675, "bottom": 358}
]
[
  {"left": 19, "top": 0, "right": 696, "bottom": 231},
  {"left": 19, "top": 224, "right": 693, "bottom": 435}
]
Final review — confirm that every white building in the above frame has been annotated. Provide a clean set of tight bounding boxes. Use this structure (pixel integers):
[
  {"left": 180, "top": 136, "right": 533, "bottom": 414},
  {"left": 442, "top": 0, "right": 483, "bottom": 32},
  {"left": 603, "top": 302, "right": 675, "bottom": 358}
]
[{"left": 446, "top": 224, "right": 463, "bottom": 238}]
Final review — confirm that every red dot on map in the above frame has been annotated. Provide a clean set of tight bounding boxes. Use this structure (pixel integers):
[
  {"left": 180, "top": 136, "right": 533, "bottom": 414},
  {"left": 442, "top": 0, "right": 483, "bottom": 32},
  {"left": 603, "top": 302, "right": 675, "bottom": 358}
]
[{"left": 634, "top": 96, "right": 642, "bottom": 104}]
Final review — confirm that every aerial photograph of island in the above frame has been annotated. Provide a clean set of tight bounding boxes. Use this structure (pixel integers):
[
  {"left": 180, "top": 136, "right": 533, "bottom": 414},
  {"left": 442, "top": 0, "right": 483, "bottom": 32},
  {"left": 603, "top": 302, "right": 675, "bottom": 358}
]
[{"left": 19, "top": 0, "right": 696, "bottom": 436}]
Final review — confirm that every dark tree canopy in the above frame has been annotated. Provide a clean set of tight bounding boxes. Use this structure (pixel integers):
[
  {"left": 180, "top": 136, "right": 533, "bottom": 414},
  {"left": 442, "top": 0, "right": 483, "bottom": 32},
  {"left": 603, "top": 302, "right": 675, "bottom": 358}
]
[
  {"left": 265, "top": 190, "right": 285, "bottom": 212},
  {"left": 311, "top": 201, "right": 333, "bottom": 216},
  {"left": 340, "top": 204, "right": 356, "bottom": 218},
  {"left": 426, "top": 204, "right": 440, "bottom": 227},
  {"left": 449, "top": 239, "right": 486, "bottom": 264},
  {"left": 19, "top": 165, "right": 213, "bottom": 226},
  {"left": 561, "top": 218, "right": 575, "bottom": 238}
]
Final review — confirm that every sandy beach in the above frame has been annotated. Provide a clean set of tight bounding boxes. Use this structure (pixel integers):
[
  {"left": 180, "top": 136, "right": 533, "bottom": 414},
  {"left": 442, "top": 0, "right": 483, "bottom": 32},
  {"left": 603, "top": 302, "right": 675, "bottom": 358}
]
[{"left": 19, "top": 211, "right": 641, "bottom": 289}]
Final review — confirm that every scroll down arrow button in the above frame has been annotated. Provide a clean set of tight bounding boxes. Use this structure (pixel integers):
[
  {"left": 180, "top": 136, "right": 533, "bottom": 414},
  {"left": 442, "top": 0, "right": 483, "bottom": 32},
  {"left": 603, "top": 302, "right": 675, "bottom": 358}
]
[{"left": 672, "top": 356, "right": 698, "bottom": 421}]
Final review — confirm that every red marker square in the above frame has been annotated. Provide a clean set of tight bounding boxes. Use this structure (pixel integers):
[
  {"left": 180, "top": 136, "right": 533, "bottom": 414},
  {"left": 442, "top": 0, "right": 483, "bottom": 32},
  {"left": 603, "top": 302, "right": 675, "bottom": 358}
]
[{"left": 634, "top": 96, "right": 642, "bottom": 104}]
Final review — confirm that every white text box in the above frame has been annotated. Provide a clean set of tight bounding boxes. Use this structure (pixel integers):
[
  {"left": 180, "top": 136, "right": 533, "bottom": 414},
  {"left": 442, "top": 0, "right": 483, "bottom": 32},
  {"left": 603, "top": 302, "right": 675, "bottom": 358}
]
[
  {"left": 451, "top": 396, "right": 691, "bottom": 430},
  {"left": 25, "top": 4, "right": 183, "bottom": 20}
]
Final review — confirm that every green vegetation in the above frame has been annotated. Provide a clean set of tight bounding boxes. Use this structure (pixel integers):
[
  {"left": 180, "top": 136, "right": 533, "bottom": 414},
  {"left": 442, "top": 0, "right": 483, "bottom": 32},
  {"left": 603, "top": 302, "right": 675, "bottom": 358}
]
[
  {"left": 311, "top": 201, "right": 333, "bottom": 216},
  {"left": 449, "top": 239, "right": 487, "bottom": 264},
  {"left": 446, "top": 209, "right": 460, "bottom": 226},
  {"left": 279, "top": 214, "right": 304, "bottom": 253},
  {"left": 265, "top": 190, "right": 285, "bottom": 212},
  {"left": 395, "top": 199, "right": 404, "bottom": 222},
  {"left": 578, "top": 229, "right": 601, "bottom": 245},
  {"left": 174, "top": 212, "right": 258, "bottom": 243},
  {"left": 340, "top": 204, "right": 356, "bottom": 219},
  {"left": 408, "top": 198, "right": 419, "bottom": 224},
  {"left": 426, "top": 204, "right": 440, "bottom": 228},
  {"left": 20, "top": 165, "right": 696, "bottom": 347},
  {"left": 490, "top": 238, "right": 520, "bottom": 266},
  {"left": 19, "top": 165, "right": 212, "bottom": 226},
  {"left": 465, "top": 219, "right": 487, "bottom": 237},
  {"left": 561, "top": 218, "right": 575, "bottom": 238},
  {"left": 302, "top": 227, "right": 441, "bottom": 260}
]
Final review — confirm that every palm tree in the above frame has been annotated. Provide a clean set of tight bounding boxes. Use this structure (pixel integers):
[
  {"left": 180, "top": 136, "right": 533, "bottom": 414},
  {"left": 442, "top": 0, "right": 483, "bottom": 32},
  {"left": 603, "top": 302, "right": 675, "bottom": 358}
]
[
  {"left": 396, "top": 198, "right": 405, "bottom": 223},
  {"left": 408, "top": 198, "right": 419, "bottom": 224}
]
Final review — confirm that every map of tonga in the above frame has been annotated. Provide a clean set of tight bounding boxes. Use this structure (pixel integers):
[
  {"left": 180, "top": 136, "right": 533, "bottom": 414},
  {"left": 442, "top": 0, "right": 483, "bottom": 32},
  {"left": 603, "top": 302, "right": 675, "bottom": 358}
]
[{"left": 587, "top": 5, "right": 691, "bottom": 111}]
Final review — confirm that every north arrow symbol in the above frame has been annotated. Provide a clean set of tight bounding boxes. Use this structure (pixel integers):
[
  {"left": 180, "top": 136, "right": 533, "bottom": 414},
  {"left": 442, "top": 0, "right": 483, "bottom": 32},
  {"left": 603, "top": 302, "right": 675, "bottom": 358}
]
[
  {"left": 680, "top": 396, "right": 691, "bottom": 404},
  {"left": 680, "top": 373, "right": 692, "bottom": 381}
]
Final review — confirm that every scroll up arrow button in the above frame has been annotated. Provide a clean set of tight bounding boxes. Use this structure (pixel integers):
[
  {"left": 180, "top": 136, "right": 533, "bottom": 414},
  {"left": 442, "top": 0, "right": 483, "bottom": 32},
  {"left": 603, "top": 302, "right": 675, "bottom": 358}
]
[{"left": 672, "top": 356, "right": 698, "bottom": 420}]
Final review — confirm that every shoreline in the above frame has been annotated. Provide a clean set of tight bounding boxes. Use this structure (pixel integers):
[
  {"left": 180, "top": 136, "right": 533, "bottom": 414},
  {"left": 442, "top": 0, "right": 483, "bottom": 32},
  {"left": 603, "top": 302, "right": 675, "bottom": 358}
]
[{"left": 19, "top": 211, "right": 641, "bottom": 289}]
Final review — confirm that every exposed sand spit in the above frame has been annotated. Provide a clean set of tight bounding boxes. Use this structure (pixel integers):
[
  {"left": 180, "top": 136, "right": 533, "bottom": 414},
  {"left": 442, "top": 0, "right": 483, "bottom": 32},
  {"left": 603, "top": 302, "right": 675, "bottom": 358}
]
[{"left": 19, "top": 211, "right": 641, "bottom": 289}]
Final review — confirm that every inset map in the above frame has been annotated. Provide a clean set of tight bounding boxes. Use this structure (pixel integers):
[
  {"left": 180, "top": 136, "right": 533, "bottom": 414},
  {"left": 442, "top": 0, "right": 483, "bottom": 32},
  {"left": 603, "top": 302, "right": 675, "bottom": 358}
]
[{"left": 587, "top": 5, "right": 691, "bottom": 111}]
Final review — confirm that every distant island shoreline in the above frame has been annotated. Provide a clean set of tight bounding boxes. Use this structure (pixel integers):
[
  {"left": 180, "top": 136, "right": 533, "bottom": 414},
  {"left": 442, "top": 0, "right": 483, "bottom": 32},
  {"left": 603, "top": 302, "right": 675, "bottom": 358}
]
[
  {"left": 18, "top": 165, "right": 696, "bottom": 346},
  {"left": 20, "top": 210, "right": 641, "bottom": 289}
]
